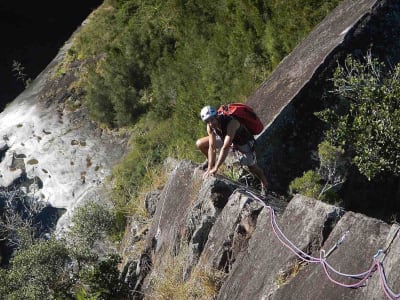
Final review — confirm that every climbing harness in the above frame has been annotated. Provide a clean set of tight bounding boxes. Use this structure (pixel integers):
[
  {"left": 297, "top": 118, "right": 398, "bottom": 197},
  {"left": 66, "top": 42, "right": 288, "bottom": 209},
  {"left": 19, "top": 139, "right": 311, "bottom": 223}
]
[{"left": 235, "top": 187, "right": 400, "bottom": 300}]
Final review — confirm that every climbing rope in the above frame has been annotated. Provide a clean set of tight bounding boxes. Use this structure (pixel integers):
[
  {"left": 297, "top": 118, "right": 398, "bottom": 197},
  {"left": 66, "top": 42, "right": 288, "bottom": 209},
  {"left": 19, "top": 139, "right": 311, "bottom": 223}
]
[
  {"left": 152, "top": 171, "right": 398, "bottom": 298},
  {"left": 235, "top": 188, "right": 400, "bottom": 300}
]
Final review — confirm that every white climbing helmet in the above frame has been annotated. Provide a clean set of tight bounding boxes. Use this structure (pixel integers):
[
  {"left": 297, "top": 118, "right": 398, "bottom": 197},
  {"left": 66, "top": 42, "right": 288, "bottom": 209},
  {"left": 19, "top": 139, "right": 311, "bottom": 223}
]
[{"left": 200, "top": 105, "right": 217, "bottom": 122}]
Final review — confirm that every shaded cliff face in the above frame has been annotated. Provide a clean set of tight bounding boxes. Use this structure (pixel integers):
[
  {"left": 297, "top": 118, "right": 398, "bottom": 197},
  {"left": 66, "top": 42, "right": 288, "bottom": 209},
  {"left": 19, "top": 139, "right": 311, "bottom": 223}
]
[
  {"left": 121, "top": 160, "right": 400, "bottom": 300},
  {"left": 0, "top": 1, "right": 102, "bottom": 108},
  {"left": 246, "top": 0, "right": 400, "bottom": 219}
]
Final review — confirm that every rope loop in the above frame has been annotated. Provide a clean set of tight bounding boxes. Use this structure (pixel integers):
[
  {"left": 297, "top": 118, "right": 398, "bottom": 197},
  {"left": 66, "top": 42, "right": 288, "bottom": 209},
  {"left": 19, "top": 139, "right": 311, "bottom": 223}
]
[{"left": 233, "top": 187, "right": 399, "bottom": 300}]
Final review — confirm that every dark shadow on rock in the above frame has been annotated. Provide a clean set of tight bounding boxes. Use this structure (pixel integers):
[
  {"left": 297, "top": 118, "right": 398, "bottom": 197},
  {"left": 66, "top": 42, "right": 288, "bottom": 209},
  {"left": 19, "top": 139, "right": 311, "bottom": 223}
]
[
  {"left": 0, "top": 187, "right": 66, "bottom": 266},
  {"left": 248, "top": 0, "right": 400, "bottom": 220}
]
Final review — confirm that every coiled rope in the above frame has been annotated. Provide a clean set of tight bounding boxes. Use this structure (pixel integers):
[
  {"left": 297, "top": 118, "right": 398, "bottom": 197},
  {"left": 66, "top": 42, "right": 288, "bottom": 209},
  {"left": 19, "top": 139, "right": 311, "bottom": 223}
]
[{"left": 236, "top": 188, "right": 400, "bottom": 300}]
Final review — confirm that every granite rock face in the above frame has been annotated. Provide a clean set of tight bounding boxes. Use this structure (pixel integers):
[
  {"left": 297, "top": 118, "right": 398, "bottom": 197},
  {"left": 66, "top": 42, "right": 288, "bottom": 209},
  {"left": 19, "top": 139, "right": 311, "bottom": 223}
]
[
  {"left": 122, "top": 160, "right": 399, "bottom": 299},
  {"left": 120, "top": 0, "right": 400, "bottom": 298}
]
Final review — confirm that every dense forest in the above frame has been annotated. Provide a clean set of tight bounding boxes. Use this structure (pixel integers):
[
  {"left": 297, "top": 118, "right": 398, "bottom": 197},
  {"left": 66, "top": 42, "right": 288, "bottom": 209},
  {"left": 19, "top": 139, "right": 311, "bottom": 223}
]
[
  {"left": 6, "top": 0, "right": 400, "bottom": 298},
  {"left": 68, "top": 0, "right": 342, "bottom": 217}
]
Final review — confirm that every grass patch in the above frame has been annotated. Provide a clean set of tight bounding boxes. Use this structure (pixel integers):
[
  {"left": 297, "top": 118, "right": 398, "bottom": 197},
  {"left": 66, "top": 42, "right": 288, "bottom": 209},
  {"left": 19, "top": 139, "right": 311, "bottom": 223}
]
[
  {"left": 150, "top": 245, "right": 224, "bottom": 300},
  {"left": 276, "top": 259, "right": 305, "bottom": 287}
]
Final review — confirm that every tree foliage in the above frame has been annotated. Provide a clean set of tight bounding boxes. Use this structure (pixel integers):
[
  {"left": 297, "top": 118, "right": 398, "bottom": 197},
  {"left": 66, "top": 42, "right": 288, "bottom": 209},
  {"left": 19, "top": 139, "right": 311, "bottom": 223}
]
[
  {"left": 289, "top": 141, "right": 344, "bottom": 203},
  {"left": 319, "top": 54, "right": 400, "bottom": 179},
  {"left": 0, "top": 200, "right": 124, "bottom": 299},
  {"left": 3, "top": 239, "right": 72, "bottom": 300},
  {"left": 69, "top": 201, "right": 115, "bottom": 248},
  {"left": 72, "top": 0, "right": 341, "bottom": 130}
]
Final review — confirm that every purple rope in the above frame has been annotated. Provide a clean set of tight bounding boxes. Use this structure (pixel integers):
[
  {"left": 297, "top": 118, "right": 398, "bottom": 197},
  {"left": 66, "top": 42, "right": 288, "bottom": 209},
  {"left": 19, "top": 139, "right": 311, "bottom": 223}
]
[
  {"left": 235, "top": 188, "right": 399, "bottom": 300},
  {"left": 377, "top": 262, "right": 400, "bottom": 300}
]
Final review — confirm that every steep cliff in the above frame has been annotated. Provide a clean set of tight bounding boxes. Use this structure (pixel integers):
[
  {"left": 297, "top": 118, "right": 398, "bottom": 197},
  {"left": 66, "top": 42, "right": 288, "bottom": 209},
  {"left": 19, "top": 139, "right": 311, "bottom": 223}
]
[
  {"left": 0, "top": 0, "right": 398, "bottom": 298},
  {"left": 122, "top": 160, "right": 399, "bottom": 299},
  {"left": 0, "top": 25, "right": 129, "bottom": 235},
  {"left": 121, "top": 0, "right": 400, "bottom": 298}
]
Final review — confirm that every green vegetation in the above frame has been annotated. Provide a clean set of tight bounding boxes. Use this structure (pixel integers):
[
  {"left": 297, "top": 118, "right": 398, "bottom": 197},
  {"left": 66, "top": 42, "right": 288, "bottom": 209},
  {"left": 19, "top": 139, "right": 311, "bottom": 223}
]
[
  {"left": 1, "top": 1, "right": 345, "bottom": 298},
  {"left": 0, "top": 201, "right": 125, "bottom": 299},
  {"left": 289, "top": 140, "right": 345, "bottom": 203},
  {"left": 321, "top": 54, "right": 400, "bottom": 180},
  {"left": 1, "top": 239, "right": 71, "bottom": 300},
  {"left": 68, "top": 0, "right": 341, "bottom": 217},
  {"left": 68, "top": 201, "right": 115, "bottom": 248},
  {"left": 290, "top": 53, "right": 400, "bottom": 204}
]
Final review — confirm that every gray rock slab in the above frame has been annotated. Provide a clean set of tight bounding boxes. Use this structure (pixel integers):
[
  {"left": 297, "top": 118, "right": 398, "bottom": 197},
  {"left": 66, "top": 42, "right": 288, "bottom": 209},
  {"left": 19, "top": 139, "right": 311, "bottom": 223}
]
[
  {"left": 199, "top": 187, "right": 287, "bottom": 271},
  {"left": 144, "top": 161, "right": 202, "bottom": 265},
  {"left": 356, "top": 224, "right": 400, "bottom": 300},
  {"left": 144, "top": 161, "right": 237, "bottom": 269},
  {"left": 217, "top": 194, "right": 342, "bottom": 300},
  {"left": 199, "top": 191, "right": 263, "bottom": 271},
  {"left": 246, "top": 0, "right": 379, "bottom": 130},
  {"left": 272, "top": 212, "right": 391, "bottom": 300}
]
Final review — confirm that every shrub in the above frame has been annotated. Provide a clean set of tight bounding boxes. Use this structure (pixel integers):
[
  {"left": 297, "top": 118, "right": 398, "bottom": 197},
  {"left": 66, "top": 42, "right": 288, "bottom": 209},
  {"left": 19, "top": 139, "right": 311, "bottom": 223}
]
[
  {"left": 289, "top": 140, "right": 345, "bottom": 203},
  {"left": 69, "top": 201, "right": 115, "bottom": 248},
  {"left": 4, "top": 239, "right": 72, "bottom": 300},
  {"left": 289, "top": 169, "right": 340, "bottom": 203},
  {"left": 78, "top": 254, "right": 126, "bottom": 300},
  {"left": 317, "top": 140, "right": 348, "bottom": 195},
  {"left": 289, "top": 170, "right": 323, "bottom": 199},
  {"left": 320, "top": 53, "right": 400, "bottom": 179}
]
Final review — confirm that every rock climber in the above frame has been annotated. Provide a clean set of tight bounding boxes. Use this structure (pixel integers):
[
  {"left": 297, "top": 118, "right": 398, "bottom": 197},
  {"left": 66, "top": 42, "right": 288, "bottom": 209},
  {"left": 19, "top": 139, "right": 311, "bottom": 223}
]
[{"left": 196, "top": 105, "right": 268, "bottom": 196}]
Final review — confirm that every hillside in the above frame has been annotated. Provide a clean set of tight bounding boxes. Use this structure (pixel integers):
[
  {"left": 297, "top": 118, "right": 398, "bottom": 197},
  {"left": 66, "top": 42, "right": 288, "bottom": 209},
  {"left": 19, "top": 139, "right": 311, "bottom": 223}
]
[
  {"left": 0, "top": 0, "right": 399, "bottom": 299},
  {"left": 120, "top": 0, "right": 400, "bottom": 299}
]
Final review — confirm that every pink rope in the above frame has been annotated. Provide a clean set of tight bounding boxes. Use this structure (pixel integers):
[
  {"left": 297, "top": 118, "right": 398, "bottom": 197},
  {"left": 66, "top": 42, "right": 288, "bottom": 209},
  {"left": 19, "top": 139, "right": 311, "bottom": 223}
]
[
  {"left": 268, "top": 208, "right": 320, "bottom": 262},
  {"left": 319, "top": 252, "right": 377, "bottom": 288},
  {"left": 377, "top": 262, "right": 400, "bottom": 300},
  {"left": 235, "top": 188, "right": 399, "bottom": 300}
]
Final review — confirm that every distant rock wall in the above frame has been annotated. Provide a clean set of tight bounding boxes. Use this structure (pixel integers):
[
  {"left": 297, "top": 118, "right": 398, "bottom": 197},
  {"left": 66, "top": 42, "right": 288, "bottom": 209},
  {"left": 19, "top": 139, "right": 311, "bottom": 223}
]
[
  {"left": 121, "top": 160, "right": 400, "bottom": 299},
  {"left": 0, "top": 25, "right": 129, "bottom": 236}
]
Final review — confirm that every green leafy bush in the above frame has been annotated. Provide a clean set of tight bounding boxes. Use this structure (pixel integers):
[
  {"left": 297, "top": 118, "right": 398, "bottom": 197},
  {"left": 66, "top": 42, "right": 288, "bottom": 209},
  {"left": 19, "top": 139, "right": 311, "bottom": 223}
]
[
  {"left": 320, "top": 53, "right": 400, "bottom": 179},
  {"left": 317, "top": 140, "right": 348, "bottom": 193},
  {"left": 289, "top": 170, "right": 323, "bottom": 199},
  {"left": 69, "top": 201, "right": 115, "bottom": 248},
  {"left": 289, "top": 140, "right": 345, "bottom": 203},
  {"left": 4, "top": 239, "right": 72, "bottom": 300},
  {"left": 78, "top": 254, "right": 126, "bottom": 300},
  {"left": 289, "top": 170, "right": 339, "bottom": 203}
]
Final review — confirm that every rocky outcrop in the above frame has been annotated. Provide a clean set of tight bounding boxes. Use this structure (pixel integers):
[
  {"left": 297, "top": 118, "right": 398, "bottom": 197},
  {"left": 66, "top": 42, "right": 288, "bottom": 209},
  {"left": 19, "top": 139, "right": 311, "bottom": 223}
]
[
  {"left": 247, "top": 0, "right": 400, "bottom": 200},
  {"left": 121, "top": 160, "right": 399, "bottom": 299},
  {"left": 119, "top": 2, "right": 400, "bottom": 298},
  {"left": 0, "top": 24, "right": 129, "bottom": 235}
]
